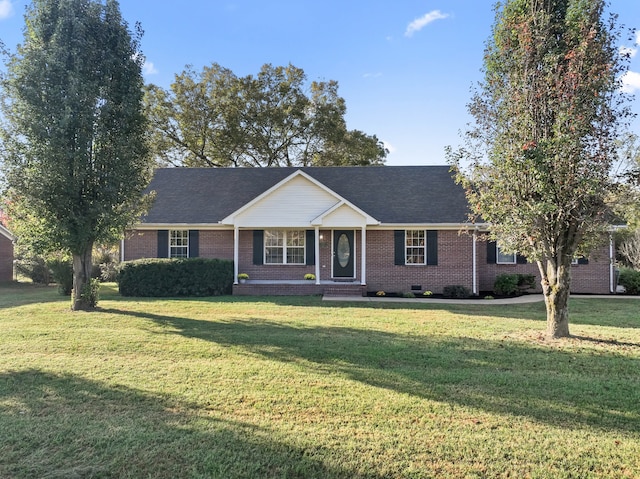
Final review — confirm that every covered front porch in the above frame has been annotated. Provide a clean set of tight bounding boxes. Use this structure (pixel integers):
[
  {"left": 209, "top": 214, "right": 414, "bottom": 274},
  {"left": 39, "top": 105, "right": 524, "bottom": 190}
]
[{"left": 219, "top": 170, "right": 380, "bottom": 294}]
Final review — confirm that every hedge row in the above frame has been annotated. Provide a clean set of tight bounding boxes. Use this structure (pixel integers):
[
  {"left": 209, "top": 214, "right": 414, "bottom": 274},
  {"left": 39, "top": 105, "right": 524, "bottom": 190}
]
[{"left": 118, "top": 258, "right": 234, "bottom": 297}]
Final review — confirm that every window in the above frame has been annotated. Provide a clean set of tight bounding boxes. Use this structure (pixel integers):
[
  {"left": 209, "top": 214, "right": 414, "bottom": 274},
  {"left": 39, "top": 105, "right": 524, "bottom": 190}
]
[
  {"left": 265, "top": 230, "right": 305, "bottom": 264},
  {"left": 170, "top": 230, "right": 188, "bottom": 258},
  {"left": 496, "top": 244, "right": 516, "bottom": 264},
  {"left": 405, "top": 230, "right": 426, "bottom": 264}
]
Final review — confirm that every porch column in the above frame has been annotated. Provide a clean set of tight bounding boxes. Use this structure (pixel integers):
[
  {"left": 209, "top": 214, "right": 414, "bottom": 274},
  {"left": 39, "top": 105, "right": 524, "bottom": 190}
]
[
  {"left": 609, "top": 232, "right": 615, "bottom": 294},
  {"left": 233, "top": 226, "right": 239, "bottom": 284},
  {"left": 120, "top": 238, "right": 125, "bottom": 263},
  {"left": 472, "top": 229, "right": 478, "bottom": 295},
  {"left": 361, "top": 226, "right": 367, "bottom": 286},
  {"left": 315, "top": 226, "right": 320, "bottom": 285}
]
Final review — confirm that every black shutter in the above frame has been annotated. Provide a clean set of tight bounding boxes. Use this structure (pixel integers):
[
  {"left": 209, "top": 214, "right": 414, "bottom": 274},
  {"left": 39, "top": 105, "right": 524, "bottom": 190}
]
[
  {"left": 157, "top": 230, "right": 169, "bottom": 258},
  {"left": 305, "top": 230, "right": 315, "bottom": 265},
  {"left": 394, "top": 230, "right": 405, "bottom": 265},
  {"left": 188, "top": 230, "right": 199, "bottom": 258},
  {"left": 487, "top": 240, "right": 497, "bottom": 264},
  {"left": 426, "top": 230, "right": 438, "bottom": 265},
  {"left": 516, "top": 254, "right": 527, "bottom": 264},
  {"left": 577, "top": 257, "right": 589, "bottom": 265},
  {"left": 253, "top": 230, "right": 264, "bottom": 265}
]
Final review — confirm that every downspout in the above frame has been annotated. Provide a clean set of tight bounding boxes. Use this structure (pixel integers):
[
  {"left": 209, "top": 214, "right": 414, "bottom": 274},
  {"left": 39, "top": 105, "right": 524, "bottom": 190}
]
[
  {"left": 233, "top": 226, "right": 239, "bottom": 284},
  {"left": 361, "top": 226, "right": 367, "bottom": 286},
  {"left": 472, "top": 229, "right": 478, "bottom": 296},
  {"left": 609, "top": 232, "right": 615, "bottom": 294},
  {"left": 314, "top": 226, "right": 320, "bottom": 285}
]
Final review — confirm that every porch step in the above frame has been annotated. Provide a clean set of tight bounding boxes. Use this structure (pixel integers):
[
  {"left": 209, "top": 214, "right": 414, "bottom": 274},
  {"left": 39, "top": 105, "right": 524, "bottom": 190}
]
[{"left": 323, "top": 285, "right": 365, "bottom": 297}]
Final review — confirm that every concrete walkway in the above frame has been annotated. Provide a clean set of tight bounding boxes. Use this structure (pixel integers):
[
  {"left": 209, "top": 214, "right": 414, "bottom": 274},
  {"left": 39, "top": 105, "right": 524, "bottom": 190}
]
[{"left": 322, "top": 294, "right": 638, "bottom": 305}]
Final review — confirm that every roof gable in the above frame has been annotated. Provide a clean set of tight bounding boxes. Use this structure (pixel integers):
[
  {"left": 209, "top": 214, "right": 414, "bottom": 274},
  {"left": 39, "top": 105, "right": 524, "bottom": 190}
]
[{"left": 222, "top": 170, "right": 378, "bottom": 227}]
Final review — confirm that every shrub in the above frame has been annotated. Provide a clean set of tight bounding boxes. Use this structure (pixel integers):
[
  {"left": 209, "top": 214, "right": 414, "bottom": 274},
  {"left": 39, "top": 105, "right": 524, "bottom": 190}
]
[
  {"left": 493, "top": 273, "right": 536, "bottom": 296},
  {"left": 118, "top": 258, "right": 234, "bottom": 297},
  {"left": 47, "top": 258, "right": 73, "bottom": 295},
  {"left": 517, "top": 274, "right": 536, "bottom": 289},
  {"left": 304, "top": 273, "right": 315, "bottom": 280},
  {"left": 81, "top": 278, "right": 100, "bottom": 308},
  {"left": 443, "top": 285, "right": 471, "bottom": 299},
  {"left": 618, "top": 268, "right": 640, "bottom": 295},
  {"left": 493, "top": 274, "right": 519, "bottom": 296},
  {"left": 15, "top": 256, "right": 51, "bottom": 284},
  {"left": 402, "top": 292, "right": 415, "bottom": 298}
]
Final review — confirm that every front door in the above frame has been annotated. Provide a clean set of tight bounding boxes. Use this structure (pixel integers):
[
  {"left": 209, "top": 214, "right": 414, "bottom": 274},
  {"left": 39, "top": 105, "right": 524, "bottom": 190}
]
[{"left": 333, "top": 230, "right": 355, "bottom": 278}]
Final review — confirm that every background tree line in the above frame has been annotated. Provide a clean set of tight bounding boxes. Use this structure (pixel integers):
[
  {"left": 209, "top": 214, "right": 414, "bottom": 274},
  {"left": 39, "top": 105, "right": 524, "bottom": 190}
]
[{"left": 144, "top": 62, "right": 387, "bottom": 168}]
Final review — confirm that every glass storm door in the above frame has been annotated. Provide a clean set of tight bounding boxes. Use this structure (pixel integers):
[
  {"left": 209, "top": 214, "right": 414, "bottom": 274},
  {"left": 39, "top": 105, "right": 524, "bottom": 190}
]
[{"left": 333, "top": 230, "right": 355, "bottom": 278}]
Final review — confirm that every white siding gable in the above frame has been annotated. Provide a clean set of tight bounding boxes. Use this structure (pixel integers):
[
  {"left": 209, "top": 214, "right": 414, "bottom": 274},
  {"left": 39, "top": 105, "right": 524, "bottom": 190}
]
[
  {"left": 314, "top": 203, "right": 368, "bottom": 227},
  {"left": 232, "top": 175, "right": 341, "bottom": 227}
]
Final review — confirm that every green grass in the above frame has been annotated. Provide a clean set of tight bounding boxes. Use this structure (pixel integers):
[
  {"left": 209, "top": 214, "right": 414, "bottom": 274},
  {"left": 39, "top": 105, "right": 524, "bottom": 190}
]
[{"left": 1, "top": 283, "right": 639, "bottom": 478}]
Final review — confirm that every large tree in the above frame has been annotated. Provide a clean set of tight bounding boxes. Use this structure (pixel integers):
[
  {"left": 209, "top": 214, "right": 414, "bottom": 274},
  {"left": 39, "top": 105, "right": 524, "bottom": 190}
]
[
  {"left": 449, "top": 0, "right": 632, "bottom": 338},
  {"left": 0, "top": 0, "right": 152, "bottom": 310},
  {"left": 144, "top": 63, "right": 388, "bottom": 167}
]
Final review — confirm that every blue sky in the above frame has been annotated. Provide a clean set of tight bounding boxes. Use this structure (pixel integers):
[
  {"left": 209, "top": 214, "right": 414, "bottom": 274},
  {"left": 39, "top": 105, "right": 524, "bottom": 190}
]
[{"left": 1, "top": 0, "right": 639, "bottom": 165}]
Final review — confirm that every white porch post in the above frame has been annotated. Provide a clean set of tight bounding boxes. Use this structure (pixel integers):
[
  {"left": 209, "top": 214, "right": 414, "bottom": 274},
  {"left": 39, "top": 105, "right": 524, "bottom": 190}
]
[
  {"left": 609, "top": 232, "right": 615, "bottom": 294},
  {"left": 361, "top": 226, "right": 367, "bottom": 286},
  {"left": 472, "top": 229, "right": 478, "bottom": 296},
  {"left": 120, "top": 238, "right": 125, "bottom": 263},
  {"left": 315, "top": 226, "right": 321, "bottom": 285},
  {"left": 233, "top": 226, "right": 239, "bottom": 284}
]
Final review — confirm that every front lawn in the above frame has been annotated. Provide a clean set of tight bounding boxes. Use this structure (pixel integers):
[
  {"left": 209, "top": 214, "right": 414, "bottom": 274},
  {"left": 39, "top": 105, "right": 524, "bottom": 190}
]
[{"left": 1, "top": 283, "right": 639, "bottom": 478}]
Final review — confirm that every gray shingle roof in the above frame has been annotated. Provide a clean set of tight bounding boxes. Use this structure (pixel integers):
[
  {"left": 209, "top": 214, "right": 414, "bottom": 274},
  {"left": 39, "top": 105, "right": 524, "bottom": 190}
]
[{"left": 140, "top": 166, "right": 471, "bottom": 225}]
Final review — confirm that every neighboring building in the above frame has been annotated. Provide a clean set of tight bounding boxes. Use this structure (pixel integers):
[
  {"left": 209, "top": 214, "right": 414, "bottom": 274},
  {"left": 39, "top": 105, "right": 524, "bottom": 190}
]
[
  {"left": 122, "top": 166, "right": 615, "bottom": 296},
  {"left": 0, "top": 224, "right": 15, "bottom": 283}
]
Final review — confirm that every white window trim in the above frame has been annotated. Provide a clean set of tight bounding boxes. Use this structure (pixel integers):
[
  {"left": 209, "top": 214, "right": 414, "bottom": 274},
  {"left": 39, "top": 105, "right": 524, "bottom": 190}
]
[
  {"left": 169, "top": 230, "right": 189, "bottom": 258},
  {"left": 405, "top": 229, "right": 426, "bottom": 265},
  {"left": 496, "top": 244, "right": 516, "bottom": 264},
  {"left": 264, "top": 229, "right": 306, "bottom": 265}
]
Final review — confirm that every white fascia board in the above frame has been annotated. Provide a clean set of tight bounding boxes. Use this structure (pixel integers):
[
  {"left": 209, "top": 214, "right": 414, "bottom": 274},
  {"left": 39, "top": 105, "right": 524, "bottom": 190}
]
[
  {"left": 370, "top": 223, "right": 482, "bottom": 231},
  {"left": 130, "top": 223, "right": 230, "bottom": 230},
  {"left": 0, "top": 224, "right": 16, "bottom": 241}
]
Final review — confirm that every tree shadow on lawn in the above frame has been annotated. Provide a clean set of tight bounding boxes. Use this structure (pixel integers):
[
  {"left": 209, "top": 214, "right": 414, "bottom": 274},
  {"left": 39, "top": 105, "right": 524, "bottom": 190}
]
[
  {"left": 0, "top": 282, "right": 66, "bottom": 309},
  {"left": 147, "top": 294, "right": 640, "bottom": 330},
  {"left": 103, "top": 308, "right": 640, "bottom": 435},
  {"left": 452, "top": 298, "right": 640, "bottom": 331},
  {"left": 0, "top": 369, "right": 376, "bottom": 479}
]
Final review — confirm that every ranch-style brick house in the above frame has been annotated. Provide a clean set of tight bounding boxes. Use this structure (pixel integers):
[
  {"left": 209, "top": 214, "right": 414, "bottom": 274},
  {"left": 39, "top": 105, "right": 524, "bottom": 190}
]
[
  {"left": 122, "top": 166, "right": 616, "bottom": 296},
  {"left": 0, "top": 224, "right": 15, "bottom": 283}
]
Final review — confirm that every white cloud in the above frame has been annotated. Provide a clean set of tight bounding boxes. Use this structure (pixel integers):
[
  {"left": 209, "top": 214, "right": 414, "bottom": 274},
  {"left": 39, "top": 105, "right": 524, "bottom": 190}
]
[
  {"left": 621, "top": 71, "right": 640, "bottom": 94},
  {"left": 0, "top": 0, "right": 14, "bottom": 19},
  {"left": 143, "top": 61, "right": 159, "bottom": 76},
  {"left": 405, "top": 10, "right": 449, "bottom": 37}
]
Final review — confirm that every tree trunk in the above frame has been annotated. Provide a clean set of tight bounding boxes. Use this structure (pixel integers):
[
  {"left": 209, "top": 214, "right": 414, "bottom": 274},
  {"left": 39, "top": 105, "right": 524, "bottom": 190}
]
[
  {"left": 539, "top": 259, "right": 572, "bottom": 339},
  {"left": 72, "top": 246, "right": 94, "bottom": 311}
]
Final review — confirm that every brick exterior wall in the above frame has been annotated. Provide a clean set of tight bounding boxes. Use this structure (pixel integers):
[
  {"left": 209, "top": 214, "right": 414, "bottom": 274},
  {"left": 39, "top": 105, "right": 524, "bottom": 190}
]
[
  {"left": 477, "top": 235, "right": 612, "bottom": 295},
  {"left": 0, "top": 234, "right": 13, "bottom": 282},
  {"left": 123, "top": 227, "right": 613, "bottom": 295},
  {"left": 365, "top": 230, "right": 474, "bottom": 295}
]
